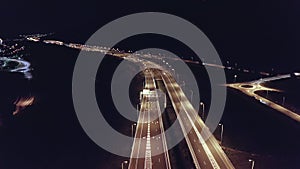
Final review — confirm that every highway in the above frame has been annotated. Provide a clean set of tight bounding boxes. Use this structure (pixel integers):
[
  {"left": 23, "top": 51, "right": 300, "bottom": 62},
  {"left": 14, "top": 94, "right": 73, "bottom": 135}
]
[
  {"left": 155, "top": 69, "right": 235, "bottom": 169},
  {"left": 26, "top": 34, "right": 237, "bottom": 169},
  {"left": 129, "top": 68, "right": 234, "bottom": 169},
  {"left": 128, "top": 69, "right": 171, "bottom": 169}
]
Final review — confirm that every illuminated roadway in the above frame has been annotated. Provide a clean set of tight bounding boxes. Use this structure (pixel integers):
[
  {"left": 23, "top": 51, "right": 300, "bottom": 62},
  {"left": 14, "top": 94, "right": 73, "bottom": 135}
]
[
  {"left": 128, "top": 70, "right": 171, "bottom": 169},
  {"left": 129, "top": 68, "right": 234, "bottom": 169},
  {"left": 226, "top": 74, "right": 300, "bottom": 122},
  {"left": 155, "top": 69, "right": 235, "bottom": 169},
  {"left": 26, "top": 35, "right": 235, "bottom": 168}
]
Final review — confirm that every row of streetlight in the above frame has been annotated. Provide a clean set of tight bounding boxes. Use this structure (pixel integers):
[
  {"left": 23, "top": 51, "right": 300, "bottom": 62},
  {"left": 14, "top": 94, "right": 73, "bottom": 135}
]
[
  {"left": 197, "top": 102, "right": 256, "bottom": 169},
  {"left": 122, "top": 149, "right": 255, "bottom": 168},
  {"left": 162, "top": 59, "right": 180, "bottom": 80},
  {"left": 128, "top": 70, "right": 254, "bottom": 169},
  {"left": 196, "top": 101, "right": 225, "bottom": 145},
  {"left": 198, "top": 101, "right": 224, "bottom": 145},
  {"left": 127, "top": 104, "right": 255, "bottom": 169}
]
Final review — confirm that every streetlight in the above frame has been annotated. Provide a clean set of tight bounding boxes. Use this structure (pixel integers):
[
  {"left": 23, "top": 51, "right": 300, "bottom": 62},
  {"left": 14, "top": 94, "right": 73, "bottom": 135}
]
[
  {"left": 171, "top": 68, "right": 175, "bottom": 75},
  {"left": 234, "top": 74, "right": 237, "bottom": 83},
  {"left": 248, "top": 159, "right": 255, "bottom": 169},
  {"left": 218, "top": 123, "right": 224, "bottom": 144},
  {"left": 200, "top": 102, "right": 205, "bottom": 119},
  {"left": 121, "top": 160, "right": 128, "bottom": 169},
  {"left": 131, "top": 123, "right": 137, "bottom": 137}
]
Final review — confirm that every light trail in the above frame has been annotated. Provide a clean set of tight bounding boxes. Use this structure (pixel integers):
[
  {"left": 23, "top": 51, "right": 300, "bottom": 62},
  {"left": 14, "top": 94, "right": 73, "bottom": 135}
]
[
  {"left": 129, "top": 70, "right": 171, "bottom": 169},
  {"left": 161, "top": 71, "right": 220, "bottom": 169},
  {"left": 25, "top": 36, "right": 273, "bottom": 77},
  {"left": 0, "top": 57, "right": 32, "bottom": 79},
  {"left": 157, "top": 68, "right": 235, "bottom": 169},
  {"left": 150, "top": 71, "right": 171, "bottom": 169},
  {"left": 13, "top": 96, "right": 35, "bottom": 115},
  {"left": 0, "top": 38, "right": 32, "bottom": 79}
]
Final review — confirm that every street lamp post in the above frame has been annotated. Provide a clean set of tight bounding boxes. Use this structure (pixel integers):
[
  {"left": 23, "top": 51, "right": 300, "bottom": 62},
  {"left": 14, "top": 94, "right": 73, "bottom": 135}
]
[
  {"left": 249, "top": 159, "right": 255, "bottom": 169},
  {"left": 234, "top": 74, "right": 237, "bottom": 83},
  {"left": 171, "top": 68, "right": 175, "bottom": 77},
  {"left": 131, "top": 123, "right": 136, "bottom": 137},
  {"left": 219, "top": 123, "right": 224, "bottom": 144},
  {"left": 200, "top": 102, "right": 205, "bottom": 119},
  {"left": 121, "top": 160, "right": 128, "bottom": 169}
]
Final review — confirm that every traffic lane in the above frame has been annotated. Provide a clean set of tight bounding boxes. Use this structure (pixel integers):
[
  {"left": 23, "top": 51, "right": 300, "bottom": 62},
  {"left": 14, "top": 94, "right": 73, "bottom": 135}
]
[
  {"left": 176, "top": 106, "right": 215, "bottom": 169},
  {"left": 129, "top": 106, "right": 146, "bottom": 169},
  {"left": 145, "top": 70, "right": 156, "bottom": 89},
  {"left": 166, "top": 73, "right": 234, "bottom": 169},
  {"left": 129, "top": 97, "right": 149, "bottom": 169},
  {"left": 130, "top": 70, "right": 159, "bottom": 169},
  {"left": 150, "top": 79, "right": 172, "bottom": 169},
  {"left": 183, "top": 101, "right": 233, "bottom": 169},
  {"left": 149, "top": 120, "right": 168, "bottom": 169},
  {"left": 161, "top": 73, "right": 214, "bottom": 169},
  {"left": 137, "top": 102, "right": 153, "bottom": 168},
  {"left": 149, "top": 103, "right": 169, "bottom": 168},
  {"left": 168, "top": 72, "right": 233, "bottom": 168},
  {"left": 149, "top": 70, "right": 171, "bottom": 169},
  {"left": 162, "top": 73, "right": 221, "bottom": 169},
  {"left": 131, "top": 102, "right": 169, "bottom": 168}
]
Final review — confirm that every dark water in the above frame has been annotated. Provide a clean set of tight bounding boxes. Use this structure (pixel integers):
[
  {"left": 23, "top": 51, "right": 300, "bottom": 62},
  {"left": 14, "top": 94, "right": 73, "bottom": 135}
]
[{"left": 0, "top": 40, "right": 299, "bottom": 169}]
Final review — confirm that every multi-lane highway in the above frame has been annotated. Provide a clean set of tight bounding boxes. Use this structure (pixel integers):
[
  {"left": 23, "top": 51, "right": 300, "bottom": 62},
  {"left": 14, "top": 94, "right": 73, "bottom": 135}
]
[
  {"left": 158, "top": 69, "right": 234, "bottom": 169},
  {"left": 25, "top": 34, "right": 236, "bottom": 169},
  {"left": 129, "top": 68, "right": 234, "bottom": 169},
  {"left": 128, "top": 70, "right": 171, "bottom": 169}
]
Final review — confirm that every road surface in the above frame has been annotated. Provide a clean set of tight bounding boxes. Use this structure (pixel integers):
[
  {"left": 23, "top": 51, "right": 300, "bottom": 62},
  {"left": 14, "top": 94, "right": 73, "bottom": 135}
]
[
  {"left": 155, "top": 69, "right": 235, "bottom": 169},
  {"left": 226, "top": 74, "right": 300, "bottom": 122},
  {"left": 128, "top": 70, "right": 171, "bottom": 169}
]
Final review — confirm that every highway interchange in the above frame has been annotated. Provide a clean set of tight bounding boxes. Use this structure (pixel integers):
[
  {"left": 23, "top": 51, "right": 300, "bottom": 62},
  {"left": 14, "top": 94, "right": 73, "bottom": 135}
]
[
  {"left": 226, "top": 74, "right": 300, "bottom": 122},
  {"left": 23, "top": 35, "right": 300, "bottom": 168}
]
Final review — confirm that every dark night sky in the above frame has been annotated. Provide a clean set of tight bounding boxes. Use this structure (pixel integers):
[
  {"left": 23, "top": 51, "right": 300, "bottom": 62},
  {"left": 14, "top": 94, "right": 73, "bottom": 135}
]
[{"left": 1, "top": 0, "right": 300, "bottom": 72}]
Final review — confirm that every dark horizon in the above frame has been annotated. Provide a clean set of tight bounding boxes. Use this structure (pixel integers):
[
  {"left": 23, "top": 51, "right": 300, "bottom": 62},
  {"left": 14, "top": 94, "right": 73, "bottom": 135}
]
[{"left": 1, "top": 0, "right": 300, "bottom": 72}]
